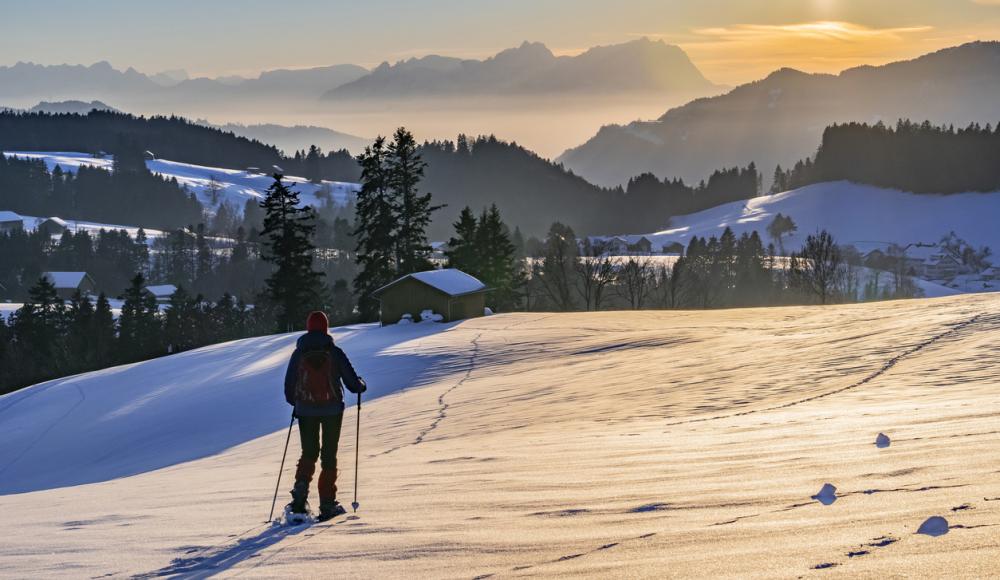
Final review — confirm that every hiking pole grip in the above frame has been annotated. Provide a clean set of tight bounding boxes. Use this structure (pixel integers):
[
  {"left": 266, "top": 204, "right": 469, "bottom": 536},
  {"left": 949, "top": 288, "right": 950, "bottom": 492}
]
[{"left": 268, "top": 412, "right": 296, "bottom": 523}]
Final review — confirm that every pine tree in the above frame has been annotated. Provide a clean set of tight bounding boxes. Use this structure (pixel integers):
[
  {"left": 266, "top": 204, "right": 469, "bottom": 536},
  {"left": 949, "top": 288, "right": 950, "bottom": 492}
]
[
  {"left": 195, "top": 223, "right": 213, "bottom": 291},
  {"left": 477, "top": 205, "right": 521, "bottom": 310},
  {"left": 305, "top": 145, "right": 323, "bottom": 184},
  {"left": 118, "top": 273, "right": 162, "bottom": 361},
  {"left": 445, "top": 207, "right": 480, "bottom": 274},
  {"left": 387, "top": 127, "right": 440, "bottom": 275},
  {"left": 66, "top": 289, "right": 96, "bottom": 368},
  {"left": 92, "top": 292, "right": 116, "bottom": 367},
  {"left": 12, "top": 276, "right": 67, "bottom": 380},
  {"left": 353, "top": 137, "right": 397, "bottom": 321},
  {"left": 259, "top": 174, "right": 324, "bottom": 331},
  {"left": 163, "top": 286, "right": 202, "bottom": 353}
]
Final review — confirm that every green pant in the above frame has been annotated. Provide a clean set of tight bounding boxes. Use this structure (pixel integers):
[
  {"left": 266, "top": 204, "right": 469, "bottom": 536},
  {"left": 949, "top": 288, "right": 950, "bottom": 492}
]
[{"left": 295, "top": 413, "right": 343, "bottom": 501}]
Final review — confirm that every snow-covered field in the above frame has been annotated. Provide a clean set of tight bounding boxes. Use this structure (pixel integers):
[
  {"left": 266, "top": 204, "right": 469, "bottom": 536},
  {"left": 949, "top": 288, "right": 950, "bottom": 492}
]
[
  {"left": 600, "top": 181, "right": 1000, "bottom": 255},
  {"left": 2, "top": 151, "right": 360, "bottom": 213},
  {"left": 2, "top": 294, "right": 999, "bottom": 577}
]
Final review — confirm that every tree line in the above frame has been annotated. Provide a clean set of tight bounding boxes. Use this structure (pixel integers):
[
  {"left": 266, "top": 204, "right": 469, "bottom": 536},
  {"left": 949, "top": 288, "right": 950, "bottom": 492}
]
[
  {"left": 1, "top": 169, "right": 358, "bottom": 394},
  {"left": 524, "top": 221, "right": 918, "bottom": 313},
  {"left": 0, "top": 273, "right": 275, "bottom": 395},
  {"left": 0, "top": 110, "right": 360, "bottom": 182},
  {"left": 2, "top": 111, "right": 772, "bottom": 240},
  {"left": 0, "top": 147, "right": 202, "bottom": 230},
  {"left": 418, "top": 135, "right": 761, "bottom": 239},
  {"left": 772, "top": 119, "right": 1000, "bottom": 194}
]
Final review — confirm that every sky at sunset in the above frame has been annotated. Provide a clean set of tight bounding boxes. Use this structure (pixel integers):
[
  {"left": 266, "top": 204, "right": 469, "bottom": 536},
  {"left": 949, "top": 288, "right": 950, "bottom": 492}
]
[{"left": 2, "top": 0, "right": 999, "bottom": 85}]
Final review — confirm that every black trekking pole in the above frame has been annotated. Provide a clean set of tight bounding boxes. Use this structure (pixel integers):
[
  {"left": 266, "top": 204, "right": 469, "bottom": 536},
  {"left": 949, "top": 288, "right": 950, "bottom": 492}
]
[
  {"left": 352, "top": 388, "right": 362, "bottom": 512},
  {"left": 268, "top": 412, "right": 296, "bottom": 523}
]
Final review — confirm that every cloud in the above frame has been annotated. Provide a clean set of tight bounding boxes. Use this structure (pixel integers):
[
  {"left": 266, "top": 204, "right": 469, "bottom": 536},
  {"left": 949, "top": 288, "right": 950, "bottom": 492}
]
[
  {"left": 688, "top": 21, "right": 932, "bottom": 44},
  {"left": 657, "top": 20, "right": 941, "bottom": 85}
]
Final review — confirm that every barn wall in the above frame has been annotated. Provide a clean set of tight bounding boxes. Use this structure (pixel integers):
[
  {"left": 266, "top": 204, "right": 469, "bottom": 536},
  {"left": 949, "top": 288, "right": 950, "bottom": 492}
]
[
  {"left": 447, "top": 293, "right": 485, "bottom": 322},
  {"left": 378, "top": 278, "right": 452, "bottom": 325},
  {"left": 377, "top": 278, "right": 487, "bottom": 325}
]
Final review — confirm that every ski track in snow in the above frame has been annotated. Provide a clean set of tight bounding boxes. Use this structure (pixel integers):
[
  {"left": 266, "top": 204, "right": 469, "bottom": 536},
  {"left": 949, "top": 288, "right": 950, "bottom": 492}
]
[
  {"left": 474, "top": 310, "right": 997, "bottom": 578},
  {"left": 0, "top": 383, "right": 86, "bottom": 480},
  {"left": 663, "top": 312, "right": 988, "bottom": 428}
]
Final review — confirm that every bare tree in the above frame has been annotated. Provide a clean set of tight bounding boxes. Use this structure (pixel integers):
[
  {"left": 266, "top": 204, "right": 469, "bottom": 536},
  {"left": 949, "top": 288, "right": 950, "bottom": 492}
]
[
  {"left": 616, "top": 256, "right": 654, "bottom": 309},
  {"left": 206, "top": 174, "right": 223, "bottom": 205},
  {"left": 574, "top": 239, "right": 617, "bottom": 310},
  {"left": 767, "top": 213, "right": 797, "bottom": 255},
  {"left": 538, "top": 222, "right": 578, "bottom": 311},
  {"left": 886, "top": 244, "right": 918, "bottom": 298},
  {"left": 789, "top": 230, "right": 842, "bottom": 305}
]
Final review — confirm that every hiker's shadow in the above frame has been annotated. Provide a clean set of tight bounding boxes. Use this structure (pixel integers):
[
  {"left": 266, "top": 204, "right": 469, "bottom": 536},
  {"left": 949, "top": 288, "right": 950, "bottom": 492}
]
[{"left": 138, "top": 522, "right": 318, "bottom": 579}]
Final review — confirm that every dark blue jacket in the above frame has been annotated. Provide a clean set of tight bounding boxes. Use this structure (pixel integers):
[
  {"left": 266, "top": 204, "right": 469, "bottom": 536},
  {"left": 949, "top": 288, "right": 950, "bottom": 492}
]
[{"left": 284, "top": 331, "right": 364, "bottom": 417}]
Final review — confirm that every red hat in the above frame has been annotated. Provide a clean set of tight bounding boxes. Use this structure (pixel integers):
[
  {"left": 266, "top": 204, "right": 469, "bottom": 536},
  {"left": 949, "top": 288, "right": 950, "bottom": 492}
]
[{"left": 306, "top": 311, "right": 329, "bottom": 333}]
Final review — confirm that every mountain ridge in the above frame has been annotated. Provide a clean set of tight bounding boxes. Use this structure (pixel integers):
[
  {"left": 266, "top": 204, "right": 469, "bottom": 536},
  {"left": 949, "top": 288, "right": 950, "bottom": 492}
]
[
  {"left": 323, "top": 38, "right": 718, "bottom": 100},
  {"left": 560, "top": 40, "right": 1000, "bottom": 187}
]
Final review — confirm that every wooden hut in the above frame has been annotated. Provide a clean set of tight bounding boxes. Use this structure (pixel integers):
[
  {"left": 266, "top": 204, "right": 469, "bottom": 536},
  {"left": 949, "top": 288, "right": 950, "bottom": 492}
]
[{"left": 373, "top": 269, "right": 488, "bottom": 326}]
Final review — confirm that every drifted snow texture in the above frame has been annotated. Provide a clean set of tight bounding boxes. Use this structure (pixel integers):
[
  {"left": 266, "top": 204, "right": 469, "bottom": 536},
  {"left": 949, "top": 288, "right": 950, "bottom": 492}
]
[{"left": 2, "top": 294, "right": 1000, "bottom": 578}]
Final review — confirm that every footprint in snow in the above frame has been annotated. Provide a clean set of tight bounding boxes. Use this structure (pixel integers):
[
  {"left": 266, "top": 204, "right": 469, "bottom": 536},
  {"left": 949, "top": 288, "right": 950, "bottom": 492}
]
[
  {"left": 917, "top": 516, "right": 949, "bottom": 537},
  {"left": 812, "top": 483, "right": 838, "bottom": 506}
]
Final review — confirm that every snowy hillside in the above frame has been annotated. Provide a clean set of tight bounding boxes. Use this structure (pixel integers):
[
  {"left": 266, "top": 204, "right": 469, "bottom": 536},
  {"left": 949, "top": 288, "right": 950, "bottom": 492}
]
[
  {"left": 2, "top": 151, "right": 360, "bottom": 214},
  {"left": 2, "top": 296, "right": 1000, "bottom": 576},
  {"left": 599, "top": 181, "right": 1000, "bottom": 256}
]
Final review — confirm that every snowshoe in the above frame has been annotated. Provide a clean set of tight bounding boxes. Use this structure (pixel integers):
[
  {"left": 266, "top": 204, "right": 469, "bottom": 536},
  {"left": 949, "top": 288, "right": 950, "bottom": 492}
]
[
  {"left": 282, "top": 502, "right": 313, "bottom": 525},
  {"left": 317, "top": 500, "right": 346, "bottom": 522}
]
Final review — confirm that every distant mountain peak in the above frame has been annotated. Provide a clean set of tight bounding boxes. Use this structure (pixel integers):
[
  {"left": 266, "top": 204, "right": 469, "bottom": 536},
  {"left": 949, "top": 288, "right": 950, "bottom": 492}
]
[
  {"left": 559, "top": 39, "right": 1000, "bottom": 188},
  {"left": 324, "top": 39, "right": 716, "bottom": 100}
]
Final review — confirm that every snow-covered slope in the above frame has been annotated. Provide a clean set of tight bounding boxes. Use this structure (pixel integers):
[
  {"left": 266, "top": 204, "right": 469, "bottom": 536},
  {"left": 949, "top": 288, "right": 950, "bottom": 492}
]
[
  {"left": 0, "top": 321, "right": 461, "bottom": 495},
  {"left": 2, "top": 296, "right": 1000, "bottom": 577},
  {"left": 2, "top": 151, "right": 360, "bottom": 214},
  {"left": 600, "top": 181, "right": 1000, "bottom": 255}
]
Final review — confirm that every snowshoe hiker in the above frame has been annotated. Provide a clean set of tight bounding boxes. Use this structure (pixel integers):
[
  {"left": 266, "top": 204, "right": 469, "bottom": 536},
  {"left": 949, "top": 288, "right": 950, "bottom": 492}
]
[{"left": 284, "top": 311, "right": 366, "bottom": 521}]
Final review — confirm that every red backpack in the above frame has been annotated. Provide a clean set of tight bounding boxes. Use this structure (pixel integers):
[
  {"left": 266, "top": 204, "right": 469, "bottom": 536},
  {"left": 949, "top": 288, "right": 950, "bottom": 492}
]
[{"left": 295, "top": 348, "right": 343, "bottom": 406}]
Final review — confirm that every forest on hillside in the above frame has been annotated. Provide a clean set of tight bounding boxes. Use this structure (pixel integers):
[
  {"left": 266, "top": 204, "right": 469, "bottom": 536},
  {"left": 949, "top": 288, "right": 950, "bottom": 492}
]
[{"left": 774, "top": 120, "right": 1000, "bottom": 194}]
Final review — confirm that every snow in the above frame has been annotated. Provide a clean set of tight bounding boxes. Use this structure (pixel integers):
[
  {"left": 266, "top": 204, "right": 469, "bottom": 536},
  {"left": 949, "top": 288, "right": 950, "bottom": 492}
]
[
  {"left": 598, "top": 181, "right": 1000, "bottom": 261},
  {"left": 3, "top": 151, "right": 360, "bottom": 215},
  {"left": 0, "top": 303, "right": 18, "bottom": 321},
  {"left": 0, "top": 210, "right": 22, "bottom": 223},
  {"left": 409, "top": 268, "right": 487, "bottom": 296},
  {"left": 0, "top": 321, "right": 452, "bottom": 495},
  {"left": 17, "top": 213, "right": 166, "bottom": 241},
  {"left": 2, "top": 294, "right": 1000, "bottom": 576},
  {"left": 418, "top": 309, "right": 444, "bottom": 322},
  {"left": 144, "top": 284, "right": 177, "bottom": 298},
  {"left": 41, "top": 271, "right": 88, "bottom": 289}
]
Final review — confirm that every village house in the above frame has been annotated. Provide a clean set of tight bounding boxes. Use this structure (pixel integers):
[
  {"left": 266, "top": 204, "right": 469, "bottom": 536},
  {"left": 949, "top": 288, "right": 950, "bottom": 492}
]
[
  {"left": 373, "top": 269, "right": 488, "bottom": 326},
  {"left": 144, "top": 284, "right": 178, "bottom": 304},
  {"left": 42, "top": 271, "right": 98, "bottom": 300},
  {"left": 923, "top": 253, "right": 965, "bottom": 281},
  {"left": 37, "top": 217, "right": 69, "bottom": 237},
  {"left": 627, "top": 236, "right": 653, "bottom": 254},
  {"left": 589, "top": 236, "right": 629, "bottom": 256},
  {"left": 0, "top": 211, "right": 24, "bottom": 234}
]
